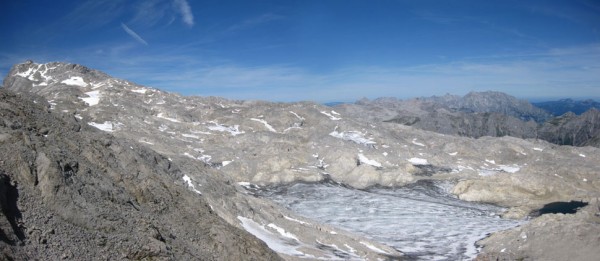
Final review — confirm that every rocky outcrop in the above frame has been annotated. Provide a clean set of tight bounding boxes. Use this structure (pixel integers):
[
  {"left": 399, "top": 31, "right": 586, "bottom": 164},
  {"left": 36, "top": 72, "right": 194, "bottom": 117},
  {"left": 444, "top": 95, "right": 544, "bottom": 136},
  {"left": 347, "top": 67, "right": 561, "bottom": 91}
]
[
  {"left": 0, "top": 89, "right": 281, "bottom": 260},
  {"left": 538, "top": 109, "right": 600, "bottom": 147},
  {"left": 476, "top": 199, "right": 600, "bottom": 261},
  {"left": 341, "top": 95, "right": 542, "bottom": 139}
]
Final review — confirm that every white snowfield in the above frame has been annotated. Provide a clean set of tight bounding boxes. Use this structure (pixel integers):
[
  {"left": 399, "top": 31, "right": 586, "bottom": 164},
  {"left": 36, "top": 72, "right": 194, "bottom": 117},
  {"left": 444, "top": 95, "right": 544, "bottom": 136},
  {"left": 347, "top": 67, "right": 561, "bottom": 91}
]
[{"left": 61, "top": 76, "right": 88, "bottom": 87}]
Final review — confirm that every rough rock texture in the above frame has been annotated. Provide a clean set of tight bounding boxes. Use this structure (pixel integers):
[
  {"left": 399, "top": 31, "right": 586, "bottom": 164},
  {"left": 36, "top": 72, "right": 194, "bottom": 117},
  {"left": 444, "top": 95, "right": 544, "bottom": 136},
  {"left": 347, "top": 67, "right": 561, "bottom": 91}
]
[
  {"left": 342, "top": 94, "right": 543, "bottom": 139},
  {"left": 339, "top": 93, "right": 600, "bottom": 148},
  {"left": 476, "top": 199, "right": 600, "bottom": 261},
  {"left": 428, "top": 91, "right": 552, "bottom": 122},
  {"left": 2, "top": 61, "right": 405, "bottom": 260},
  {"left": 0, "top": 89, "right": 281, "bottom": 260},
  {"left": 3, "top": 61, "right": 600, "bottom": 260},
  {"left": 538, "top": 109, "right": 600, "bottom": 147}
]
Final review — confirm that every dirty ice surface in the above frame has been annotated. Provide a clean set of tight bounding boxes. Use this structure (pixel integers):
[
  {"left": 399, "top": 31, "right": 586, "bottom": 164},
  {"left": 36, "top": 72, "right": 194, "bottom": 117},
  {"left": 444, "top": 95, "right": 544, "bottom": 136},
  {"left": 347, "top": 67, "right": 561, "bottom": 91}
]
[{"left": 256, "top": 181, "right": 522, "bottom": 260}]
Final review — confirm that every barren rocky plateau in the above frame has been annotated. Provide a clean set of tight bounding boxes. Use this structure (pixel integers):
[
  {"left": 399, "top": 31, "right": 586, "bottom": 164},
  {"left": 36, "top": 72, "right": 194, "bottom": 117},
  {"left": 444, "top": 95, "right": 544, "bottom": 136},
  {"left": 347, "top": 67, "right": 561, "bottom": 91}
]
[{"left": 2, "top": 61, "right": 599, "bottom": 260}]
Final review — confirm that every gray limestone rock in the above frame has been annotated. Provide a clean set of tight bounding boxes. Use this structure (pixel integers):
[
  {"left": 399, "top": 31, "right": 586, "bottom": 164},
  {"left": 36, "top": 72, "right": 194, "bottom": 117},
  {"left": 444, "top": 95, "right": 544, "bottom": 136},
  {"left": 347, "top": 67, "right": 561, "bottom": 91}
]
[{"left": 3, "top": 60, "right": 600, "bottom": 260}]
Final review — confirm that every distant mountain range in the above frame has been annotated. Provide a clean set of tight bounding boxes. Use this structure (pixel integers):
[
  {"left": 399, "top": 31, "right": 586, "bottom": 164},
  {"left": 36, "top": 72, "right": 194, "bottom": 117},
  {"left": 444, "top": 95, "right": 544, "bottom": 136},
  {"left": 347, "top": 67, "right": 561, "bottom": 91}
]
[
  {"left": 337, "top": 92, "right": 600, "bottom": 147},
  {"left": 533, "top": 98, "right": 600, "bottom": 116}
]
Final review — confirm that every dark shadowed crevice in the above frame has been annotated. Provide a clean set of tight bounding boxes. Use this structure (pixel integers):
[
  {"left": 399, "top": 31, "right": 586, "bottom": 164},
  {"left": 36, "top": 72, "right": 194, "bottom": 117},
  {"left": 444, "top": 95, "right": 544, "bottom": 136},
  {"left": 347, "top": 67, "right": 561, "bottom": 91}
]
[{"left": 0, "top": 172, "right": 25, "bottom": 245}]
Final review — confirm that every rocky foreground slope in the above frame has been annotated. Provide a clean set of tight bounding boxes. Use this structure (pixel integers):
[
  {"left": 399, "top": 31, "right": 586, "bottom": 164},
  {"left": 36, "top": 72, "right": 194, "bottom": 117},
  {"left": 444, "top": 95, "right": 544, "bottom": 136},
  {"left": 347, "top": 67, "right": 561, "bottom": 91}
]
[
  {"left": 2, "top": 61, "right": 600, "bottom": 260},
  {"left": 0, "top": 89, "right": 280, "bottom": 260}
]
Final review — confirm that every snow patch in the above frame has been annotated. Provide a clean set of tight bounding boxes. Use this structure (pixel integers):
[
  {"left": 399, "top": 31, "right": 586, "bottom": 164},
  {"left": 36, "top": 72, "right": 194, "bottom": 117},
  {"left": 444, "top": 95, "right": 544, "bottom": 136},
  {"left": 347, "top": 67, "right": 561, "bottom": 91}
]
[
  {"left": 284, "top": 216, "right": 309, "bottom": 225},
  {"left": 329, "top": 130, "right": 376, "bottom": 146},
  {"left": 267, "top": 223, "right": 299, "bottom": 241},
  {"left": 408, "top": 157, "right": 428, "bottom": 165},
  {"left": 251, "top": 118, "right": 277, "bottom": 132},
  {"left": 221, "top": 160, "right": 233, "bottom": 167},
  {"left": 184, "top": 152, "right": 212, "bottom": 164},
  {"left": 139, "top": 140, "right": 154, "bottom": 145},
  {"left": 88, "top": 121, "right": 122, "bottom": 132},
  {"left": 182, "top": 133, "right": 200, "bottom": 139},
  {"left": 448, "top": 152, "right": 458, "bottom": 156},
  {"left": 238, "top": 182, "right": 259, "bottom": 190},
  {"left": 61, "top": 76, "right": 88, "bottom": 87},
  {"left": 478, "top": 164, "right": 520, "bottom": 176},
  {"left": 358, "top": 154, "right": 382, "bottom": 168},
  {"left": 320, "top": 111, "right": 341, "bottom": 120},
  {"left": 237, "top": 216, "right": 310, "bottom": 257},
  {"left": 80, "top": 90, "right": 101, "bottom": 106},
  {"left": 579, "top": 154, "right": 586, "bottom": 158},
  {"left": 157, "top": 113, "right": 180, "bottom": 122},
  {"left": 15, "top": 67, "right": 34, "bottom": 78},
  {"left": 289, "top": 111, "right": 305, "bottom": 121},
  {"left": 499, "top": 165, "right": 520, "bottom": 173},
  {"left": 359, "top": 241, "right": 388, "bottom": 254},
  {"left": 533, "top": 147, "right": 543, "bottom": 151},
  {"left": 208, "top": 122, "right": 245, "bottom": 136},
  {"left": 412, "top": 139, "right": 425, "bottom": 147},
  {"left": 131, "top": 88, "right": 147, "bottom": 94},
  {"left": 182, "top": 175, "right": 202, "bottom": 194}
]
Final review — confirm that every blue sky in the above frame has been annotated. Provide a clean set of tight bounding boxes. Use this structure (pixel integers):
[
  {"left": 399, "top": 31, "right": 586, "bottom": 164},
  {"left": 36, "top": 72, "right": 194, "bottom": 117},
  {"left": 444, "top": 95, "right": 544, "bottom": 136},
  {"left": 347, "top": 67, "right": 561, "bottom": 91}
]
[{"left": 1, "top": 0, "right": 599, "bottom": 102}]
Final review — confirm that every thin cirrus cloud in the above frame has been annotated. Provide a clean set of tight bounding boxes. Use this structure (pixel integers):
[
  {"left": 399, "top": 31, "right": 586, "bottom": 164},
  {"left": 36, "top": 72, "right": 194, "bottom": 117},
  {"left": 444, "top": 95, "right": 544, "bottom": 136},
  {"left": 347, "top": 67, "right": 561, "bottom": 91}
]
[
  {"left": 120, "top": 23, "right": 149, "bottom": 45},
  {"left": 104, "top": 44, "right": 599, "bottom": 102},
  {"left": 174, "top": 0, "right": 194, "bottom": 26}
]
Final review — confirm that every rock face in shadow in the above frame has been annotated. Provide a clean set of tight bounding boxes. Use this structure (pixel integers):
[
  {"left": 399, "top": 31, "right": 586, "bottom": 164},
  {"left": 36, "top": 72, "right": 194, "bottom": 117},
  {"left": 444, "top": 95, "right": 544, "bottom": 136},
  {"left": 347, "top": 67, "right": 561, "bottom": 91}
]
[
  {"left": 538, "top": 109, "right": 600, "bottom": 147},
  {"left": 0, "top": 89, "right": 280, "bottom": 260}
]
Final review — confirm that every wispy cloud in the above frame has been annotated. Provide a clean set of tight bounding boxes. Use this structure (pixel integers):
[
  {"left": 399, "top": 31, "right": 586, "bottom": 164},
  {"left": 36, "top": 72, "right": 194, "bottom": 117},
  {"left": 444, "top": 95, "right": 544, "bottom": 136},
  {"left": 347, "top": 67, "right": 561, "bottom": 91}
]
[
  {"left": 227, "top": 13, "right": 284, "bottom": 32},
  {"left": 174, "top": 0, "right": 194, "bottom": 26},
  {"left": 63, "top": 0, "right": 127, "bottom": 30},
  {"left": 118, "top": 44, "right": 600, "bottom": 101},
  {"left": 129, "top": 0, "right": 170, "bottom": 27},
  {"left": 121, "top": 23, "right": 149, "bottom": 45}
]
